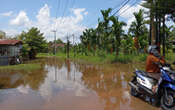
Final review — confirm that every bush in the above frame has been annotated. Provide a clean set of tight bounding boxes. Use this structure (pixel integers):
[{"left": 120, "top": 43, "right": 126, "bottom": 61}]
[
  {"left": 138, "top": 54, "right": 147, "bottom": 62},
  {"left": 112, "top": 54, "right": 133, "bottom": 63},
  {"left": 97, "top": 49, "right": 106, "bottom": 58}
]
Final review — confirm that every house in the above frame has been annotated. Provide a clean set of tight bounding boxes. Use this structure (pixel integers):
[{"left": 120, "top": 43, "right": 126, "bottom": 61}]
[
  {"left": 52, "top": 43, "right": 65, "bottom": 48},
  {"left": 49, "top": 43, "right": 65, "bottom": 53},
  {"left": 0, "top": 40, "right": 23, "bottom": 65}
]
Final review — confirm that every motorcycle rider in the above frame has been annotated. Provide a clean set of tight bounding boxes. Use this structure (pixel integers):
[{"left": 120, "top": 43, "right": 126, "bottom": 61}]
[{"left": 146, "top": 45, "right": 165, "bottom": 93}]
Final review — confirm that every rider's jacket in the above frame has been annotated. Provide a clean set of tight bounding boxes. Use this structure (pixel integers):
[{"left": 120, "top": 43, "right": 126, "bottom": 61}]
[{"left": 146, "top": 54, "right": 165, "bottom": 73}]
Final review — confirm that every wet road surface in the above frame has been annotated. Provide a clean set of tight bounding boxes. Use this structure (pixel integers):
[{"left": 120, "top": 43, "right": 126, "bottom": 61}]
[{"left": 0, "top": 57, "right": 161, "bottom": 110}]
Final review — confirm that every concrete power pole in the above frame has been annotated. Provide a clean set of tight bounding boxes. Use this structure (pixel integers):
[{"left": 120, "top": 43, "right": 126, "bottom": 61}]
[
  {"left": 52, "top": 30, "right": 57, "bottom": 55},
  {"left": 73, "top": 34, "right": 75, "bottom": 57},
  {"left": 67, "top": 35, "right": 70, "bottom": 58}
]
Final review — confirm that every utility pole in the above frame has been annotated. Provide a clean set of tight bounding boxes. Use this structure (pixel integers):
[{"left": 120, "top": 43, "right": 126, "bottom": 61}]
[
  {"left": 52, "top": 30, "right": 57, "bottom": 55},
  {"left": 73, "top": 34, "right": 75, "bottom": 58},
  {"left": 163, "top": 14, "right": 165, "bottom": 57},
  {"left": 67, "top": 35, "right": 70, "bottom": 58}
]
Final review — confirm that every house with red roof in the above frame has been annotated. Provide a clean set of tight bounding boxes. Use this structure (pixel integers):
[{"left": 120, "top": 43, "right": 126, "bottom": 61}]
[{"left": 0, "top": 39, "right": 23, "bottom": 65}]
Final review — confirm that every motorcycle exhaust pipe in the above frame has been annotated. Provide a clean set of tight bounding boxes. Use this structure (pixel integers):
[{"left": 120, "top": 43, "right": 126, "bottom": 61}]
[{"left": 129, "top": 82, "right": 139, "bottom": 91}]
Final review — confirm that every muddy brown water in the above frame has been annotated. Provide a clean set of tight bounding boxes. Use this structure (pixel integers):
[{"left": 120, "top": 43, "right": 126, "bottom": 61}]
[{"left": 0, "top": 57, "right": 161, "bottom": 110}]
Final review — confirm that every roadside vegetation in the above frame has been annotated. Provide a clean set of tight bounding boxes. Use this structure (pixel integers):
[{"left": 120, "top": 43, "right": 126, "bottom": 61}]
[
  {"left": 0, "top": 63, "right": 41, "bottom": 71},
  {"left": 37, "top": 52, "right": 147, "bottom": 64},
  {"left": 9, "top": 0, "right": 175, "bottom": 64}
]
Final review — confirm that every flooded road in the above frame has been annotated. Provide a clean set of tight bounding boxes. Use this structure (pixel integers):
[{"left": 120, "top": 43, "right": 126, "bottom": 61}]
[{"left": 0, "top": 57, "right": 160, "bottom": 110}]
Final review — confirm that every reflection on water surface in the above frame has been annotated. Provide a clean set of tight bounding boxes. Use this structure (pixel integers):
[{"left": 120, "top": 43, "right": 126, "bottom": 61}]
[{"left": 0, "top": 57, "right": 159, "bottom": 110}]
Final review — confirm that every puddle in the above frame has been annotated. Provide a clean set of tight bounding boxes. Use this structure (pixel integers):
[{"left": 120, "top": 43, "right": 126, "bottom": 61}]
[{"left": 0, "top": 57, "right": 159, "bottom": 110}]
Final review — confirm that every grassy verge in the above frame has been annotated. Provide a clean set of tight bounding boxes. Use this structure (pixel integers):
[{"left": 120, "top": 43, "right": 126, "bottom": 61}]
[
  {"left": 0, "top": 63, "right": 41, "bottom": 71},
  {"left": 37, "top": 52, "right": 148, "bottom": 64},
  {"left": 37, "top": 52, "right": 175, "bottom": 64},
  {"left": 165, "top": 52, "right": 175, "bottom": 63}
]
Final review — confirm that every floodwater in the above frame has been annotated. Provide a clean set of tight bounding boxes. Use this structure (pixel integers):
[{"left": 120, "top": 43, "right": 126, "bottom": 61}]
[{"left": 0, "top": 57, "right": 161, "bottom": 110}]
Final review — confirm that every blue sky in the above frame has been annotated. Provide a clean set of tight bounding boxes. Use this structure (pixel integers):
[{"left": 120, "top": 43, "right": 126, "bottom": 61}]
[{"left": 0, "top": 0, "right": 149, "bottom": 41}]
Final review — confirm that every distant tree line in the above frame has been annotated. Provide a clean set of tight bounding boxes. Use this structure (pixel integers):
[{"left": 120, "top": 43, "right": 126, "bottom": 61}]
[{"left": 14, "top": 0, "right": 175, "bottom": 59}]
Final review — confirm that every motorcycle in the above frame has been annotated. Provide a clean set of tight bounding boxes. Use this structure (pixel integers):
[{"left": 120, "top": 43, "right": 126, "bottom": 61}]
[{"left": 129, "top": 62, "right": 175, "bottom": 110}]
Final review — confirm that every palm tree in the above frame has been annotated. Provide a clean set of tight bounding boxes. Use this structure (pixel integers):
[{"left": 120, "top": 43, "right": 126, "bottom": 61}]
[
  {"left": 100, "top": 8, "right": 113, "bottom": 52},
  {"left": 142, "top": 0, "right": 175, "bottom": 55},
  {"left": 110, "top": 16, "right": 126, "bottom": 55},
  {"left": 101, "top": 8, "right": 112, "bottom": 30},
  {"left": 129, "top": 9, "right": 148, "bottom": 51},
  {"left": 121, "top": 35, "right": 135, "bottom": 54}
]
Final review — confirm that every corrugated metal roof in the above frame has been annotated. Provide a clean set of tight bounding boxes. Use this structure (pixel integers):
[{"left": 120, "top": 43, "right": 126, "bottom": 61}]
[
  {"left": 0, "top": 40, "right": 22, "bottom": 45},
  {"left": 51, "top": 43, "right": 65, "bottom": 48}
]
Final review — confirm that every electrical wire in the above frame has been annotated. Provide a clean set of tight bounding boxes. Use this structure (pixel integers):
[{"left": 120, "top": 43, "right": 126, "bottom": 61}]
[
  {"left": 60, "top": 0, "right": 70, "bottom": 24},
  {"left": 112, "top": 0, "right": 131, "bottom": 16},
  {"left": 112, "top": 0, "right": 129, "bottom": 13},
  {"left": 62, "top": 0, "right": 77, "bottom": 41},
  {"left": 56, "top": 0, "right": 61, "bottom": 18},
  {"left": 117, "top": 0, "right": 139, "bottom": 17},
  {"left": 87, "top": 0, "right": 131, "bottom": 27},
  {"left": 55, "top": 0, "right": 61, "bottom": 31}
]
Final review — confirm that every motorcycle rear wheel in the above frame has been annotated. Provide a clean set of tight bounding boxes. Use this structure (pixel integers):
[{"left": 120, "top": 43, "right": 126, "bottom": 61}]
[{"left": 161, "top": 90, "right": 175, "bottom": 110}]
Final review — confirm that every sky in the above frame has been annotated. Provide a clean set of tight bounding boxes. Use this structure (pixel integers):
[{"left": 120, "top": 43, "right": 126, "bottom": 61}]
[{"left": 0, "top": 0, "right": 165, "bottom": 42}]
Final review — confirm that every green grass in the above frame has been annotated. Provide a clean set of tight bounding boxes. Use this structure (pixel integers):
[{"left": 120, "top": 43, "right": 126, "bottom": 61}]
[
  {"left": 165, "top": 52, "right": 175, "bottom": 63},
  {"left": 112, "top": 54, "right": 133, "bottom": 64},
  {"left": 37, "top": 52, "right": 148, "bottom": 64},
  {"left": 37, "top": 53, "right": 55, "bottom": 57},
  {"left": 38, "top": 52, "right": 175, "bottom": 64},
  {"left": 0, "top": 63, "right": 41, "bottom": 71}
]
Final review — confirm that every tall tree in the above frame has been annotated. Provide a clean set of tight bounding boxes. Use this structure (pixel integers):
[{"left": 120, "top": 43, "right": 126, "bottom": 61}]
[
  {"left": 129, "top": 9, "right": 148, "bottom": 51},
  {"left": 110, "top": 16, "right": 126, "bottom": 55},
  {"left": 18, "top": 27, "right": 48, "bottom": 59},
  {"left": 142, "top": 0, "right": 175, "bottom": 56}
]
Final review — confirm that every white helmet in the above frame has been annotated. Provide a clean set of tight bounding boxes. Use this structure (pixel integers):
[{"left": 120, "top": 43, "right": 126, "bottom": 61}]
[
  {"left": 147, "top": 45, "right": 158, "bottom": 54},
  {"left": 148, "top": 45, "right": 160, "bottom": 58}
]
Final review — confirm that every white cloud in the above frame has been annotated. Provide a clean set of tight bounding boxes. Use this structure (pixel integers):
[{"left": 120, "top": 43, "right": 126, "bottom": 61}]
[
  {"left": 10, "top": 11, "right": 30, "bottom": 26},
  {"left": 1, "top": 11, "right": 13, "bottom": 17},
  {"left": 4, "top": 29, "right": 19, "bottom": 37},
  {"left": 72, "top": 8, "right": 87, "bottom": 23},
  {"left": 84, "top": 11, "right": 88, "bottom": 16},
  {"left": 119, "top": 2, "right": 148, "bottom": 30},
  {"left": 36, "top": 4, "right": 50, "bottom": 26},
  {"left": 8, "top": 4, "right": 87, "bottom": 42}
]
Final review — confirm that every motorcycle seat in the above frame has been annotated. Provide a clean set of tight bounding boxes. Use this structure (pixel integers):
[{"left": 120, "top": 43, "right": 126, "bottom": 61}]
[{"left": 136, "top": 70, "right": 158, "bottom": 81}]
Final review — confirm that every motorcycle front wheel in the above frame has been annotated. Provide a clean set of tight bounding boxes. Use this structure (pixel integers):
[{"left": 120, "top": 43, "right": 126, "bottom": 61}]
[
  {"left": 161, "top": 90, "right": 175, "bottom": 110},
  {"left": 130, "top": 87, "right": 139, "bottom": 97}
]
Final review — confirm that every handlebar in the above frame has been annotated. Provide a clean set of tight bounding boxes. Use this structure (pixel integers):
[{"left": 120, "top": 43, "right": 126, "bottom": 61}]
[{"left": 154, "top": 62, "right": 170, "bottom": 68}]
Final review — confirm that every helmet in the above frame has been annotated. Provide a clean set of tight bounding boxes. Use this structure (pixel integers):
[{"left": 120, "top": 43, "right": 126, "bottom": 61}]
[
  {"left": 148, "top": 45, "right": 160, "bottom": 58},
  {"left": 147, "top": 45, "right": 158, "bottom": 54}
]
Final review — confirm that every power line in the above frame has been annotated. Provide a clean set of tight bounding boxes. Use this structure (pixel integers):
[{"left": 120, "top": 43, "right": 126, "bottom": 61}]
[
  {"left": 112, "top": 0, "right": 131, "bottom": 16},
  {"left": 112, "top": 0, "right": 129, "bottom": 13},
  {"left": 117, "top": 0, "right": 139, "bottom": 17},
  {"left": 87, "top": 0, "right": 131, "bottom": 28},
  {"left": 55, "top": 0, "right": 61, "bottom": 31},
  {"left": 60, "top": 0, "right": 70, "bottom": 24},
  {"left": 70, "top": 0, "right": 76, "bottom": 9},
  {"left": 55, "top": 0, "right": 61, "bottom": 18},
  {"left": 61, "top": 0, "right": 77, "bottom": 40}
]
